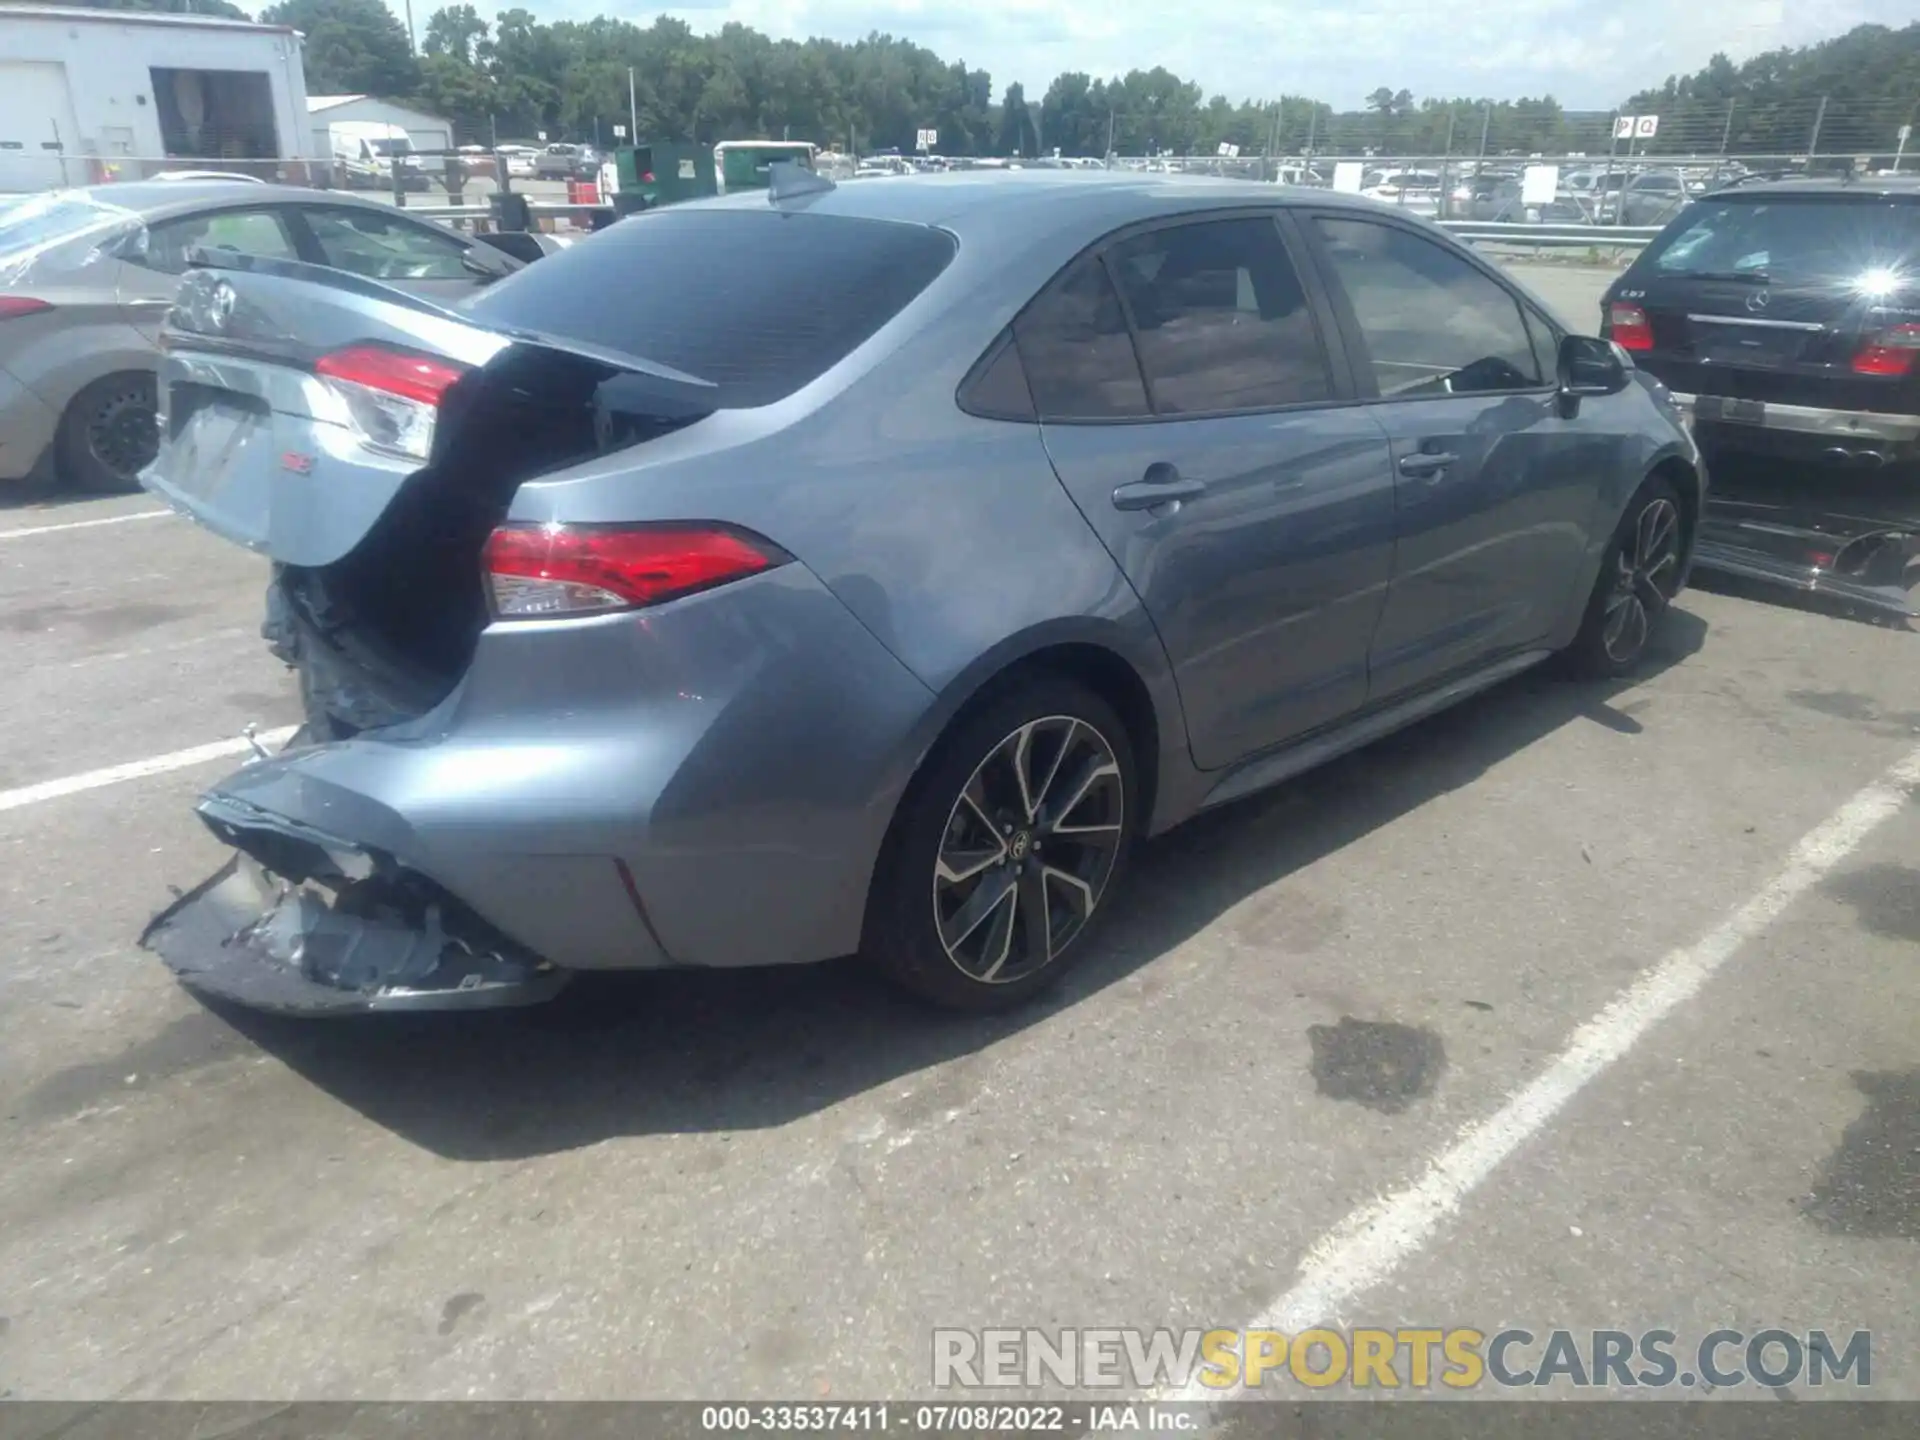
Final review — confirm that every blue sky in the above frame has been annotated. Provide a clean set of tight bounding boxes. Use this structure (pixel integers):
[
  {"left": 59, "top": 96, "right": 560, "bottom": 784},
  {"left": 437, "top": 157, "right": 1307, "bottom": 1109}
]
[{"left": 387, "top": 1, "right": 1907, "bottom": 110}]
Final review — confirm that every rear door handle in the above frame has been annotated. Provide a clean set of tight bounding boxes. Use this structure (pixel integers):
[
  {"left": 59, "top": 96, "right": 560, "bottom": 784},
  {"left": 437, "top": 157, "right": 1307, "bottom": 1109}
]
[
  {"left": 1113, "top": 464, "right": 1206, "bottom": 511},
  {"left": 1397, "top": 451, "right": 1459, "bottom": 478}
]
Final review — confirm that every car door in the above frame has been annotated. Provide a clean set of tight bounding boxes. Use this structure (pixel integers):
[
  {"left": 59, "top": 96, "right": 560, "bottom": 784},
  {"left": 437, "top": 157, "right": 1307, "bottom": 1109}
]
[
  {"left": 287, "top": 204, "right": 483, "bottom": 302},
  {"left": 1020, "top": 212, "right": 1396, "bottom": 770},
  {"left": 117, "top": 206, "right": 303, "bottom": 341},
  {"left": 1301, "top": 212, "right": 1604, "bottom": 700}
]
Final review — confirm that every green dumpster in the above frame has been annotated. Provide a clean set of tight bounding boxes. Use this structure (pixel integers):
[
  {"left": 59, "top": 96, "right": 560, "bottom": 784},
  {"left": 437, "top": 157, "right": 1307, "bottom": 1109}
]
[
  {"left": 614, "top": 143, "right": 717, "bottom": 209},
  {"left": 714, "top": 141, "right": 818, "bottom": 195}
]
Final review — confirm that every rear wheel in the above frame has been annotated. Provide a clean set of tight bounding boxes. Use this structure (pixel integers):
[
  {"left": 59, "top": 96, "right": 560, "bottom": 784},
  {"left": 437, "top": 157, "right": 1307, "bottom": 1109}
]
[
  {"left": 865, "top": 676, "right": 1135, "bottom": 1012},
  {"left": 58, "top": 373, "right": 159, "bottom": 493},
  {"left": 1564, "top": 476, "right": 1685, "bottom": 678}
]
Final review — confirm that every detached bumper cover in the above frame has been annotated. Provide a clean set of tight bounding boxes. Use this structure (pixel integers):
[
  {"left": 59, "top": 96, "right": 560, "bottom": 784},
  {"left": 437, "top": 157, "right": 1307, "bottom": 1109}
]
[
  {"left": 142, "top": 802, "right": 569, "bottom": 1015},
  {"left": 1671, "top": 391, "right": 1920, "bottom": 446},
  {"left": 1695, "top": 499, "right": 1919, "bottom": 622}
]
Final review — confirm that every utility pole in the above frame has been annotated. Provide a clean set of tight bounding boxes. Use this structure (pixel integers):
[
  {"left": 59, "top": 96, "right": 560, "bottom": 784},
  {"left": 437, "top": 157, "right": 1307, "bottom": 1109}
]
[
  {"left": 1105, "top": 108, "right": 1116, "bottom": 162},
  {"left": 1808, "top": 95, "right": 1829, "bottom": 161},
  {"left": 1719, "top": 101, "right": 1736, "bottom": 155},
  {"left": 628, "top": 68, "right": 639, "bottom": 145},
  {"left": 404, "top": 0, "right": 415, "bottom": 54},
  {"left": 1478, "top": 103, "right": 1492, "bottom": 158}
]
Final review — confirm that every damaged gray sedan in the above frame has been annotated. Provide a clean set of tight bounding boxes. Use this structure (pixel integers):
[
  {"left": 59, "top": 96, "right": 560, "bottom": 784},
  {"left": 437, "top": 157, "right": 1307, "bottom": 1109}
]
[{"left": 142, "top": 170, "right": 1700, "bottom": 1015}]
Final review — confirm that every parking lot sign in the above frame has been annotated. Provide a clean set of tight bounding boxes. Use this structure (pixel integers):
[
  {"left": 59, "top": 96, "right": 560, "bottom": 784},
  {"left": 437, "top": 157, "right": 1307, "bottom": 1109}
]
[
  {"left": 1613, "top": 116, "right": 1635, "bottom": 140},
  {"left": 1634, "top": 115, "right": 1659, "bottom": 139}
]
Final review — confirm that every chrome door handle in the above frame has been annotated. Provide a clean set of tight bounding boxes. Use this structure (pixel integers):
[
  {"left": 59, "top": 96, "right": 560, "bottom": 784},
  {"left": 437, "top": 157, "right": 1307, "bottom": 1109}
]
[{"left": 1397, "top": 451, "right": 1458, "bottom": 478}]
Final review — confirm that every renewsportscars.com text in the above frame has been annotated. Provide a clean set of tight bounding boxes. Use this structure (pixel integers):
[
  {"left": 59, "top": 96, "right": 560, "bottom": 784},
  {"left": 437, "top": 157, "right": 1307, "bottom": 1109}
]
[{"left": 931, "top": 1327, "right": 1873, "bottom": 1391}]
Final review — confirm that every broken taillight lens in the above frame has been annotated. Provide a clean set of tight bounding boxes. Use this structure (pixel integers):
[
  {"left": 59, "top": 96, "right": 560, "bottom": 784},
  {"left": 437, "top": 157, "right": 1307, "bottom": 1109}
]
[
  {"left": 314, "top": 343, "right": 469, "bottom": 461},
  {"left": 482, "top": 522, "right": 788, "bottom": 619},
  {"left": 1606, "top": 302, "right": 1654, "bottom": 352},
  {"left": 1851, "top": 322, "right": 1920, "bottom": 377}
]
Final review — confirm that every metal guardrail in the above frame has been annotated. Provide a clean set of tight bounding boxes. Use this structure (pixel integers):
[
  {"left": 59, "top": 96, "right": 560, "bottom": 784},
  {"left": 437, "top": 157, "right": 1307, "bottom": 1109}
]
[{"left": 1438, "top": 221, "right": 1663, "bottom": 250}]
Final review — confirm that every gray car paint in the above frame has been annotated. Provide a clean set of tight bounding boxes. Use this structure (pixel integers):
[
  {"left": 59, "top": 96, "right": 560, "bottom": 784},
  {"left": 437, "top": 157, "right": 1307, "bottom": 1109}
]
[{"left": 139, "top": 171, "right": 1703, "bottom": 1010}]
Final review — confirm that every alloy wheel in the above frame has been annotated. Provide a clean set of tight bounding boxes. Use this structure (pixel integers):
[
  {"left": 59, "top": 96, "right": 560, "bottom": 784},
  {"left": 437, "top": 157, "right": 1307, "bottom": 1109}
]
[
  {"left": 931, "top": 715, "right": 1126, "bottom": 985},
  {"left": 1603, "top": 496, "right": 1681, "bottom": 664},
  {"left": 85, "top": 384, "right": 159, "bottom": 482}
]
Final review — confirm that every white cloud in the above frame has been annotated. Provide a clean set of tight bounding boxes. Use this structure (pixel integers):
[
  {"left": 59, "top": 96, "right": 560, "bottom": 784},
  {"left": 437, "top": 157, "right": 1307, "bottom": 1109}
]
[{"left": 394, "top": 0, "right": 1909, "bottom": 109}]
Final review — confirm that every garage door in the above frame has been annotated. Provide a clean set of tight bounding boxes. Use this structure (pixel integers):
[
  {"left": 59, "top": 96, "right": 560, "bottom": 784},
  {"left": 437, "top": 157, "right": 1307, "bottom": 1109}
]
[{"left": 0, "top": 61, "right": 82, "bottom": 194}]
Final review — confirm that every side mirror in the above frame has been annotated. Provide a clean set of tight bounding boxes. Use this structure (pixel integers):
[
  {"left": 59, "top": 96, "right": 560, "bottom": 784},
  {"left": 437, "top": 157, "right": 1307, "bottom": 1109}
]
[{"left": 1557, "top": 332, "right": 1629, "bottom": 413}]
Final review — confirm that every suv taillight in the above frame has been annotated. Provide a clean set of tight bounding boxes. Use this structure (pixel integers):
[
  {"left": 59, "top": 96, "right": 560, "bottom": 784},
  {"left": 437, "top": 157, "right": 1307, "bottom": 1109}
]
[
  {"left": 1851, "top": 323, "right": 1920, "bottom": 377},
  {"left": 314, "top": 343, "right": 468, "bottom": 461},
  {"left": 1606, "top": 302, "right": 1653, "bottom": 352},
  {"left": 483, "top": 522, "right": 788, "bottom": 619}
]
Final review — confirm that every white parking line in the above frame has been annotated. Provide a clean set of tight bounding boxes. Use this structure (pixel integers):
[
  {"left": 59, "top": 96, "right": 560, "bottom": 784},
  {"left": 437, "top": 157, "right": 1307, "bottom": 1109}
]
[
  {"left": 0, "top": 509, "right": 170, "bottom": 541},
  {"left": 0, "top": 727, "right": 298, "bottom": 814},
  {"left": 1167, "top": 738, "right": 1920, "bottom": 1403}
]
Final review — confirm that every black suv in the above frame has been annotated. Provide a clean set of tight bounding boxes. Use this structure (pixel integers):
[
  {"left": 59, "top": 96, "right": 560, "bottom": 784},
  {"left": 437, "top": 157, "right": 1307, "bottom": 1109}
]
[{"left": 1601, "top": 174, "right": 1920, "bottom": 471}]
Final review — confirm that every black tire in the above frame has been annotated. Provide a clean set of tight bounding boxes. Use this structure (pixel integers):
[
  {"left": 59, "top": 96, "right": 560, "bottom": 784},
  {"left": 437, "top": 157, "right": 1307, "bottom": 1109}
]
[
  {"left": 864, "top": 675, "right": 1137, "bottom": 1012},
  {"left": 58, "top": 373, "right": 159, "bottom": 493},
  {"left": 1563, "top": 476, "right": 1686, "bottom": 679}
]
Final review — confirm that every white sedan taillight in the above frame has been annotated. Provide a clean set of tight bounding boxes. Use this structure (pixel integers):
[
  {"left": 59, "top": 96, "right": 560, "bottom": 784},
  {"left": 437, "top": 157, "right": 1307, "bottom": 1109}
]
[{"left": 314, "top": 344, "right": 469, "bottom": 461}]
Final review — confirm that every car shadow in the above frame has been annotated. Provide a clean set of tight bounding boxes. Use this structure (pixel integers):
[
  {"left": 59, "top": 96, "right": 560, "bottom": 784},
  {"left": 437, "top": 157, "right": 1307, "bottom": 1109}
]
[{"left": 210, "top": 606, "right": 1709, "bottom": 1162}]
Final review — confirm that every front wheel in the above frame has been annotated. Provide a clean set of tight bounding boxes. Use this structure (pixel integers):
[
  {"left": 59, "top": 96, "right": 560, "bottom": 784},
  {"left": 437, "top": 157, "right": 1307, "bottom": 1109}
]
[
  {"left": 1563, "top": 477, "right": 1685, "bottom": 678},
  {"left": 864, "top": 677, "right": 1136, "bottom": 1012},
  {"left": 58, "top": 373, "right": 158, "bottom": 493}
]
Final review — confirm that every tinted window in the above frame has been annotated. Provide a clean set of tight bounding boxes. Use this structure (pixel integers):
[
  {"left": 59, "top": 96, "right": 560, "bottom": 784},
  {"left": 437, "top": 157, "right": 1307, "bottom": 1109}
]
[
  {"left": 303, "top": 207, "right": 469, "bottom": 281},
  {"left": 1106, "top": 218, "right": 1334, "bottom": 414},
  {"left": 1012, "top": 253, "right": 1149, "bottom": 420},
  {"left": 1313, "top": 217, "right": 1543, "bottom": 397},
  {"left": 1647, "top": 197, "right": 1920, "bottom": 285},
  {"left": 468, "top": 210, "right": 956, "bottom": 409},
  {"left": 141, "top": 208, "right": 299, "bottom": 274},
  {"left": 959, "top": 332, "right": 1036, "bottom": 421}
]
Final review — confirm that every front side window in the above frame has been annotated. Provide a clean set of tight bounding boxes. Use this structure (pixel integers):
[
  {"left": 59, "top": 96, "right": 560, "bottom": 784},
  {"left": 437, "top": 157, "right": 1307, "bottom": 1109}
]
[
  {"left": 1105, "top": 217, "right": 1335, "bottom": 414},
  {"left": 139, "top": 208, "right": 299, "bottom": 275},
  {"left": 1312, "top": 216, "right": 1544, "bottom": 398},
  {"left": 1012, "top": 253, "right": 1150, "bottom": 420},
  {"left": 302, "top": 207, "right": 470, "bottom": 281}
]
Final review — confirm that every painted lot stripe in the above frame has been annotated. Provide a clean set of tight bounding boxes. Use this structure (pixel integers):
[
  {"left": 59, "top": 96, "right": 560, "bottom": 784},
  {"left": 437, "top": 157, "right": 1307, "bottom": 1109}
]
[
  {"left": 1167, "top": 739, "right": 1920, "bottom": 1403},
  {"left": 0, "top": 509, "right": 170, "bottom": 541},
  {"left": 0, "top": 726, "right": 298, "bottom": 814}
]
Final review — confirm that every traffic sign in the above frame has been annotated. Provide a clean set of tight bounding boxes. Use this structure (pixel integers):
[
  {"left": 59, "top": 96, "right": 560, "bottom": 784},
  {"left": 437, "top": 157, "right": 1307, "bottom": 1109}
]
[
  {"left": 916, "top": 128, "right": 938, "bottom": 151},
  {"left": 1613, "top": 116, "right": 1635, "bottom": 140},
  {"left": 613, "top": 124, "right": 628, "bottom": 139},
  {"left": 1634, "top": 115, "right": 1659, "bottom": 139}
]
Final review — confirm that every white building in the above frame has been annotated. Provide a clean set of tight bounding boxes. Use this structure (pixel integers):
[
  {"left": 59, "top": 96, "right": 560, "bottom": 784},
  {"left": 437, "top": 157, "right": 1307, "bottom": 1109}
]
[
  {"left": 308, "top": 95, "right": 454, "bottom": 158},
  {"left": 0, "top": 4, "right": 315, "bottom": 193}
]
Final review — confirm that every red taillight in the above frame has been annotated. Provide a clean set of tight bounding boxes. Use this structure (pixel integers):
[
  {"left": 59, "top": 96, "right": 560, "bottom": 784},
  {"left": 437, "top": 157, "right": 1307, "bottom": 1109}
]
[
  {"left": 313, "top": 343, "right": 468, "bottom": 461},
  {"left": 315, "top": 344, "right": 467, "bottom": 406},
  {"left": 641, "top": 171, "right": 655, "bottom": 183},
  {"left": 1851, "top": 322, "right": 1920, "bottom": 377},
  {"left": 1606, "top": 302, "right": 1653, "bottom": 352},
  {"left": 482, "top": 523, "right": 786, "bottom": 618},
  {"left": 0, "top": 296, "right": 53, "bottom": 321}
]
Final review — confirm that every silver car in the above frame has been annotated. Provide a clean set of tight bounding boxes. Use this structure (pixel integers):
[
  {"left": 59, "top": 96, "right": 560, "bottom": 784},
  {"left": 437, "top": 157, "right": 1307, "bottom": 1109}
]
[
  {"left": 142, "top": 170, "right": 1704, "bottom": 1015},
  {"left": 0, "top": 182, "right": 530, "bottom": 492}
]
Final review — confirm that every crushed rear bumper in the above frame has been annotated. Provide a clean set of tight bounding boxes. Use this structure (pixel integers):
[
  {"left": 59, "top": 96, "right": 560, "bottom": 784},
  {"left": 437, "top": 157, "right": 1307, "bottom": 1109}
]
[
  {"left": 142, "top": 793, "right": 569, "bottom": 1016},
  {"left": 1694, "top": 499, "right": 1919, "bottom": 623}
]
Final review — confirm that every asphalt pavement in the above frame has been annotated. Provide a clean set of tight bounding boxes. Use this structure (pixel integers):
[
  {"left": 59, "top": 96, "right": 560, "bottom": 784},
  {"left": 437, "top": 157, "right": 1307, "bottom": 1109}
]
[{"left": 0, "top": 263, "right": 1915, "bottom": 1404}]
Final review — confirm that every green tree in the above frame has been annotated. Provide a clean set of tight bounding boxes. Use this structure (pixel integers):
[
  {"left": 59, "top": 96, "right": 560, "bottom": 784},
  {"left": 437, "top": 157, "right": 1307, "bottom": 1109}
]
[
  {"left": 262, "top": 0, "right": 418, "bottom": 97},
  {"left": 422, "top": 4, "right": 487, "bottom": 66},
  {"left": 997, "top": 81, "right": 1037, "bottom": 156}
]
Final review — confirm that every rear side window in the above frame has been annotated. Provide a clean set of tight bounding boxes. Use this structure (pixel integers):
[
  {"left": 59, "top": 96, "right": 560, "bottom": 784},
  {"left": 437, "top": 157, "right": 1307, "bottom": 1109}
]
[
  {"left": 1312, "top": 216, "right": 1543, "bottom": 397},
  {"left": 1105, "top": 217, "right": 1334, "bottom": 414},
  {"left": 1013, "top": 253, "right": 1150, "bottom": 420},
  {"left": 1647, "top": 197, "right": 1920, "bottom": 285},
  {"left": 467, "top": 210, "right": 957, "bottom": 408}
]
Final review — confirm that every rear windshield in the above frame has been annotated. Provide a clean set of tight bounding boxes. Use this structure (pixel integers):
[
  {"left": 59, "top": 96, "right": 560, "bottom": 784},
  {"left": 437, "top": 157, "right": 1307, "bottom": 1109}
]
[
  {"left": 466, "top": 209, "right": 958, "bottom": 407},
  {"left": 1646, "top": 197, "right": 1920, "bottom": 283},
  {"left": 0, "top": 193, "right": 130, "bottom": 257}
]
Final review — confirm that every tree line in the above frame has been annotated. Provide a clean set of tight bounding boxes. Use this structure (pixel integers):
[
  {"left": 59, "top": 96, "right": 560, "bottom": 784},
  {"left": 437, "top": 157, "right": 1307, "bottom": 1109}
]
[{"left": 71, "top": 2, "right": 1920, "bottom": 158}]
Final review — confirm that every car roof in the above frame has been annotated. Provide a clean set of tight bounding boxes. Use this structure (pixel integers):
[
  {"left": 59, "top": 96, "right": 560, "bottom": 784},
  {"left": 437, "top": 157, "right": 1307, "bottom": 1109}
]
[
  {"left": 695, "top": 169, "right": 1391, "bottom": 247},
  {"left": 1704, "top": 174, "right": 1920, "bottom": 201},
  {"left": 47, "top": 182, "right": 452, "bottom": 223}
]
